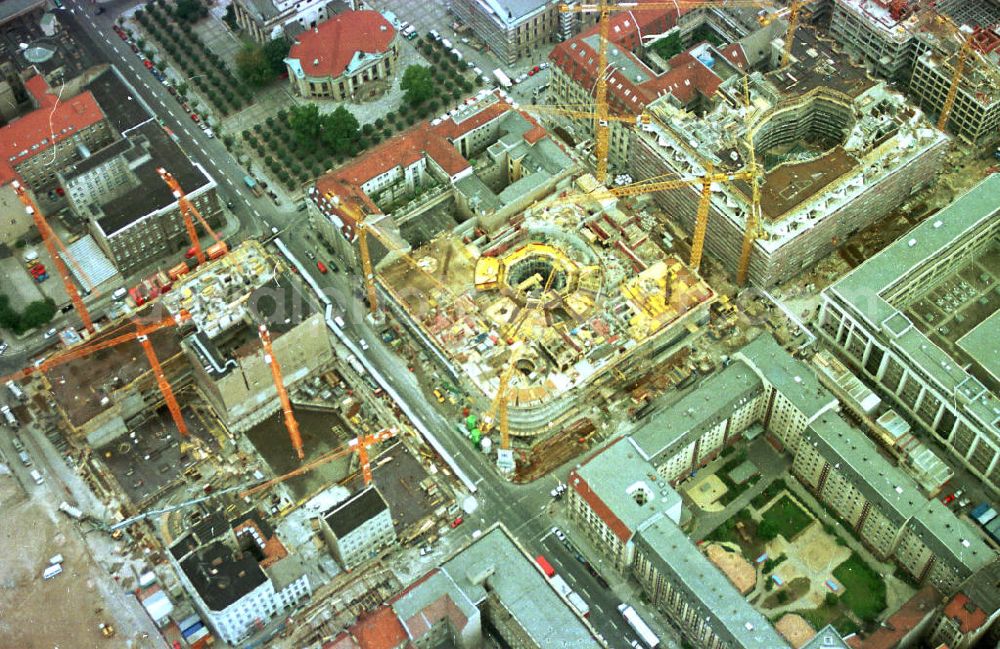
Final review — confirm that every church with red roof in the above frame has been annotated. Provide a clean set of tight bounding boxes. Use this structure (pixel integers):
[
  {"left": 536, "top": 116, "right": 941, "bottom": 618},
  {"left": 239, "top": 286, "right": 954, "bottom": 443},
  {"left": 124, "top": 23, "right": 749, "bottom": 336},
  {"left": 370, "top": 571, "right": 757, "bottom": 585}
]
[{"left": 284, "top": 10, "right": 399, "bottom": 101}]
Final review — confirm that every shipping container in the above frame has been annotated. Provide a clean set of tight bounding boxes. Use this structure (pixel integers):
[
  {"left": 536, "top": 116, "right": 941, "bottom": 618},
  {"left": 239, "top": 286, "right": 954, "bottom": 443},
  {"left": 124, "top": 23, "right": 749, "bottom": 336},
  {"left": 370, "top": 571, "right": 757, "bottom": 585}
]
[{"left": 206, "top": 241, "right": 229, "bottom": 260}]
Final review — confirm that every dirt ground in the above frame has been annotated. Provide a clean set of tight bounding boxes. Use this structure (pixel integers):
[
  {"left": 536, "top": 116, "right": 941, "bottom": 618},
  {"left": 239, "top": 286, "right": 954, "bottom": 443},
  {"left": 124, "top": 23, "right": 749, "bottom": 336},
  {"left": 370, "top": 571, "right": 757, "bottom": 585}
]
[
  {"left": 0, "top": 473, "right": 144, "bottom": 649},
  {"left": 769, "top": 524, "right": 850, "bottom": 608}
]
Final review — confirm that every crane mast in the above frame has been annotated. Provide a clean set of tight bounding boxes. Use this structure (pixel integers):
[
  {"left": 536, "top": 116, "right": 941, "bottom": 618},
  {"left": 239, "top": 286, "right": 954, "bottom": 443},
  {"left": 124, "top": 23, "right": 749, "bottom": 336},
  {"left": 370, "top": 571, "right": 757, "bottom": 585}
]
[
  {"left": 11, "top": 181, "right": 94, "bottom": 333},
  {"left": 258, "top": 324, "right": 305, "bottom": 460}
]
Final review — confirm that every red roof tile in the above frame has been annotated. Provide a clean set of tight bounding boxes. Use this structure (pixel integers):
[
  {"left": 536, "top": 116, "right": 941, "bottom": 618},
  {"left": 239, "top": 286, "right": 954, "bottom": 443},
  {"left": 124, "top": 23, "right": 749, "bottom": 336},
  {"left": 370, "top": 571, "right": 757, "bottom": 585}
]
[
  {"left": 288, "top": 10, "right": 396, "bottom": 79},
  {"left": 853, "top": 585, "right": 941, "bottom": 649},
  {"left": 549, "top": 12, "right": 726, "bottom": 116},
  {"left": 313, "top": 92, "right": 518, "bottom": 222},
  {"left": 351, "top": 606, "right": 407, "bottom": 649},
  {"left": 942, "top": 592, "right": 989, "bottom": 635},
  {"left": 0, "top": 76, "right": 106, "bottom": 185}
]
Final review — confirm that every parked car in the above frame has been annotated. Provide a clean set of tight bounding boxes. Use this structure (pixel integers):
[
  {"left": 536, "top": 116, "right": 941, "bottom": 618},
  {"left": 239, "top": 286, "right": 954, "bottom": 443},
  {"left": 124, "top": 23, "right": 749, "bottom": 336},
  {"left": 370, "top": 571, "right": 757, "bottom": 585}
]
[
  {"left": 0, "top": 340, "right": 7, "bottom": 355},
  {"left": 143, "top": 59, "right": 153, "bottom": 70},
  {"left": 43, "top": 327, "right": 58, "bottom": 339},
  {"left": 551, "top": 526, "right": 566, "bottom": 542},
  {"left": 451, "top": 516, "right": 464, "bottom": 528},
  {"left": 316, "top": 261, "right": 328, "bottom": 274}
]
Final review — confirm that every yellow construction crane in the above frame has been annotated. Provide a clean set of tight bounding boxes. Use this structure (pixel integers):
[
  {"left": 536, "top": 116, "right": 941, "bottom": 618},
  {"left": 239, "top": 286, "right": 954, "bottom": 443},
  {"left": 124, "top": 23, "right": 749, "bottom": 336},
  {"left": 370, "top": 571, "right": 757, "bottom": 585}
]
[
  {"left": 479, "top": 270, "right": 556, "bottom": 474},
  {"left": 547, "top": 165, "right": 756, "bottom": 274},
  {"left": 737, "top": 75, "right": 763, "bottom": 285},
  {"left": 558, "top": 1, "right": 778, "bottom": 183},
  {"left": 517, "top": 102, "right": 651, "bottom": 127},
  {"left": 935, "top": 23, "right": 977, "bottom": 132}
]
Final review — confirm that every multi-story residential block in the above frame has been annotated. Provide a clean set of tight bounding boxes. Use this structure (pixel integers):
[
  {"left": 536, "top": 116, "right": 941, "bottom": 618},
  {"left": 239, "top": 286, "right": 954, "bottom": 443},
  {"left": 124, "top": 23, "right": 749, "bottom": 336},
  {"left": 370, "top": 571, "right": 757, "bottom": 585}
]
[
  {"left": 320, "top": 486, "right": 396, "bottom": 570},
  {"left": 0, "top": 75, "right": 112, "bottom": 191},
  {"left": 827, "top": 0, "right": 1000, "bottom": 144},
  {"left": 231, "top": 0, "right": 337, "bottom": 43},
  {"left": 928, "top": 559, "right": 1000, "bottom": 649},
  {"left": 284, "top": 11, "right": 399, "bottom": 100},
  {"left": 169, "top": 510, "right": 312, "bottom": 645},
  {"left": 450, "top": 0, "right": 563, "bottom": 64},
  {"left": 567, "top": 437, "right": 681, "bottom": 573},
  {"left": 568, "top": 428, "right": 787, "bottom": 647},
  {"left": 828, "top": 0, "right": 920, "bottom": 80},
  {"left": 818, "top": 174, "right": 1000, "bottom": 495}
]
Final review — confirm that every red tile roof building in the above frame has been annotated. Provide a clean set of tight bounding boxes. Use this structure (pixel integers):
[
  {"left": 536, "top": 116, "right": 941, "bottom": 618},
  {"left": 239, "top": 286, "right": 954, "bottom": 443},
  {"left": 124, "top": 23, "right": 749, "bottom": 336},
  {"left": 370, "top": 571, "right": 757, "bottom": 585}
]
[
  {"left": 844, "top": 585, "right": 942, "bottom": 649},
  {"left": 285, "top": 11, "right": 399, "bottom": 100},
  {"left": 928, "top": 560, "right": 1000, "bottom": 649},
  {"left": 0, "top": 75, "right": 111, "bottom": 187},
  {"left": 546, "top": 10, "right": 743, "bottom": 169},
  {"left": 309, "top": 90, "right": 576, "bottom": 253}
]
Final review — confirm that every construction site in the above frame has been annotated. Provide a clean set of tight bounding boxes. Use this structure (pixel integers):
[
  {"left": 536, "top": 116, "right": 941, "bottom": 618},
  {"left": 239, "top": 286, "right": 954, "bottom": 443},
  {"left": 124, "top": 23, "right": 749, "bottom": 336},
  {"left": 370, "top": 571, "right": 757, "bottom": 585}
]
[
  {"left": 629, "top": 23, "right": 949, "bottom": 288},
  {"left": 377, "top": 172, "right": 717, "bottom": 473}
]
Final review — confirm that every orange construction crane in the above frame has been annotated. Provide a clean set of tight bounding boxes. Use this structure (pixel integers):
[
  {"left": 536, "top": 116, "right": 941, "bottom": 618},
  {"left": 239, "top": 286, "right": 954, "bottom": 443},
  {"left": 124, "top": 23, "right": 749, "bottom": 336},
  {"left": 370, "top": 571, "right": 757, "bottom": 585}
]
[
  {"left": 157, "top": 167, "right": 225, "bottom": 266},
  {"left": 3, "top": 310, "right": 191, "bottom": 384},
  {"left": 2, "top": 310, "right": 193, "bottom": 435},
  {"left": 558, "top": 1, "right": 775, "bottom": 184},
  {"left": 11, "top": 181, "right": 95, "bottom": 333},
  {"left": 349, "top": 428, "right": 398, "bottom": 486},
  {"left": 258, "top": 323, "right": 305, "bottom": 461},
  {"left": 240, "top": 427, "right": 398, "bottom": 498}
]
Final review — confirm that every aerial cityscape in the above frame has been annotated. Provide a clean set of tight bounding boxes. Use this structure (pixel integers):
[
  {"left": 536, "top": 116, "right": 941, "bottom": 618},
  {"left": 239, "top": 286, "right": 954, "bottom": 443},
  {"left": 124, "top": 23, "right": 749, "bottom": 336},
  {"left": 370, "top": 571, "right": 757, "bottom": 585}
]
[{"left": 0, "top": 0, "right": 997, "bottom": 647}]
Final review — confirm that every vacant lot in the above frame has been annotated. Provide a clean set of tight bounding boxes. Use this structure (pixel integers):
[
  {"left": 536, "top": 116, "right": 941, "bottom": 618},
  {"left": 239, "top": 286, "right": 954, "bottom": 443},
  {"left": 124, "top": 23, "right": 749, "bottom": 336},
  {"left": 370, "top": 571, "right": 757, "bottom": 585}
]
[
  {"left": 760, "top": 495, "right": 813, "bottom": 541},
  {"left": 0, "top": 473, "right": 151, "bottom": 648},
  {"left": 832, "top": 552, "right": 887, "bottom": 623}
]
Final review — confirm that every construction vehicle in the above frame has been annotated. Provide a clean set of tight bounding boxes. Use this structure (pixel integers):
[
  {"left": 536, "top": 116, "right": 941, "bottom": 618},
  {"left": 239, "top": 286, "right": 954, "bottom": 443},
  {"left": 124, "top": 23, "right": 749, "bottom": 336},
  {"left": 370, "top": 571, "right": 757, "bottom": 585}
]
[
  {"left": 98, "top": 623, "right": 115, "bottom": 638},
  {"left": 11, "top": 181, "right": 95, "bottom": 333},
  {"left": 158, "top": 167, "right": 226, "bottom": 266},
  {"left": 258, "top": 324, "right": 305, "bottom": 460},
  {"left": 557, "top": 1, "right": 776, "bottom": 184}
]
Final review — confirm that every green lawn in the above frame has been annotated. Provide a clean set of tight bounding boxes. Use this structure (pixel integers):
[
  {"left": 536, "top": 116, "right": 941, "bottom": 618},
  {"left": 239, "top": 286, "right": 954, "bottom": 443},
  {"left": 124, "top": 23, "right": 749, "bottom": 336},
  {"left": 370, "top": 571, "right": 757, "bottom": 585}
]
[
  {"left": 759, "top": 495, "right": 813, "bottom": 540},
  {"left": 751, "top": 478, "right": 787, "bottom": 510},
  {"left": 832, "top": 553, "right": 887, "bottom": 623}
]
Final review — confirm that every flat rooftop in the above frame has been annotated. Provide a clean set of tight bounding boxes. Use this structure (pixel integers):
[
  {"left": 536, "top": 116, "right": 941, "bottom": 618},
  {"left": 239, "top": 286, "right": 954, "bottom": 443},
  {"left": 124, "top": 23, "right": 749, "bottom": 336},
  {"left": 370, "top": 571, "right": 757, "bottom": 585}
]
[
  {"left": 826, "top": 173, "right": 1000, "bottom": 438},
  {"left": 92, "top": 122, "right": 215, "bottom": 236}
]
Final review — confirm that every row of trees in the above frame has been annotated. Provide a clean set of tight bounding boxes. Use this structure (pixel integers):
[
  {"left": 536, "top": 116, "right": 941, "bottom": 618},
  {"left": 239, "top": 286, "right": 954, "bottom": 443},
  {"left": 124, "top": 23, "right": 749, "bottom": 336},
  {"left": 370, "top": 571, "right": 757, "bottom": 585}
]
[
  {"left": 0, "top": 294, "right": 56, "bottom": 335},
  {"left": 136, "top": 3, "right": 251, "bottom": 114}
]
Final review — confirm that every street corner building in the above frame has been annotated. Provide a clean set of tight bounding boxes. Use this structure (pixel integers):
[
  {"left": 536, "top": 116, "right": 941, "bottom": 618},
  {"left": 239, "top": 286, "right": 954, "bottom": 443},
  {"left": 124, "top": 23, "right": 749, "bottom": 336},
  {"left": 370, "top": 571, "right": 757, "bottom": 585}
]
[{"left": 284, "top": 10, "right": 400, "bottom": 101}]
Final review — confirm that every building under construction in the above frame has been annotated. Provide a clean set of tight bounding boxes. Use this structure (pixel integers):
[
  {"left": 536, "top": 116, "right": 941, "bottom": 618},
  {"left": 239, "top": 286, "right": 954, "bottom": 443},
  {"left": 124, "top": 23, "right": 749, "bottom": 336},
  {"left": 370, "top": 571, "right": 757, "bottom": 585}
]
[
  {"left": 629, "top": 24, "right": 949, "bottom": 287},
  {"left": 379, "top": 174, "right": 716, "bottom": 448},
  {"left": 161, "top": 241, "right": 334, "bottom": 434},
  {"left": 829, "top": 0, "right": 1000, "bottom": 145}
]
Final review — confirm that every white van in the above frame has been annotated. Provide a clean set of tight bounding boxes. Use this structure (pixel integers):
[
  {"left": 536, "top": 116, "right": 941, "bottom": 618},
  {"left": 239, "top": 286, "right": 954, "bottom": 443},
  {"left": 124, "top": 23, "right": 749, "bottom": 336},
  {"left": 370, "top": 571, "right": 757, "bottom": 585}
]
[
  {"left": 112, "top": 287, "right": 128, "bottom": 301},
  {"left": 1, "top": 404, "right": 18, "bottom": 428},
  {"left": 43, "top": 564, "right": 63, "bottom": 580},
  {"left": 6, "top": 380, "right": 26, "bottom": 402},
  {"left": 30, "top": 469, "right": 44, "bottom": 485}
]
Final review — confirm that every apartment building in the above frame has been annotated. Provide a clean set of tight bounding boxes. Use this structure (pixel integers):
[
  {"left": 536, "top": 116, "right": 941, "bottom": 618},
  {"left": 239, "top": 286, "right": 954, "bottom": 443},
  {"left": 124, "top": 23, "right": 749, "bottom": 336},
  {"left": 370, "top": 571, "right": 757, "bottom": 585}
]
[
  {"left": 169, "top": 510, "right": 312, "bottom": 645},
  {"left": 450, "top": 0, "right": 562, "bottom": 64},
  {"left": 818, "top": 174, "right": 1000, "bottom": 495},
  {"left": 320, "top": 487, "right": 396, "bottom": 570},
  {"left": 326, "top": 524, "right": 602, "bottom": 649},
  {"left": 309, "top": 89, "right": 577, "bottom": 261},
  {"left": 568, "top": 430, "right": 787, "bottom": 647},
  {"left": 0, "top": 75, "right": 112, "bottom": 191},
  {"left": 285, "top": 11, "right": 399, "bottom": 100},
  {"left": 165, "top": 246, "right": 335, "bottom": 433},
  {"left": 567, "top": 437, "right": 681, "bottom": 573},
  {"left": 829, "top": 0, "right": 920, "bottom": 80}
]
